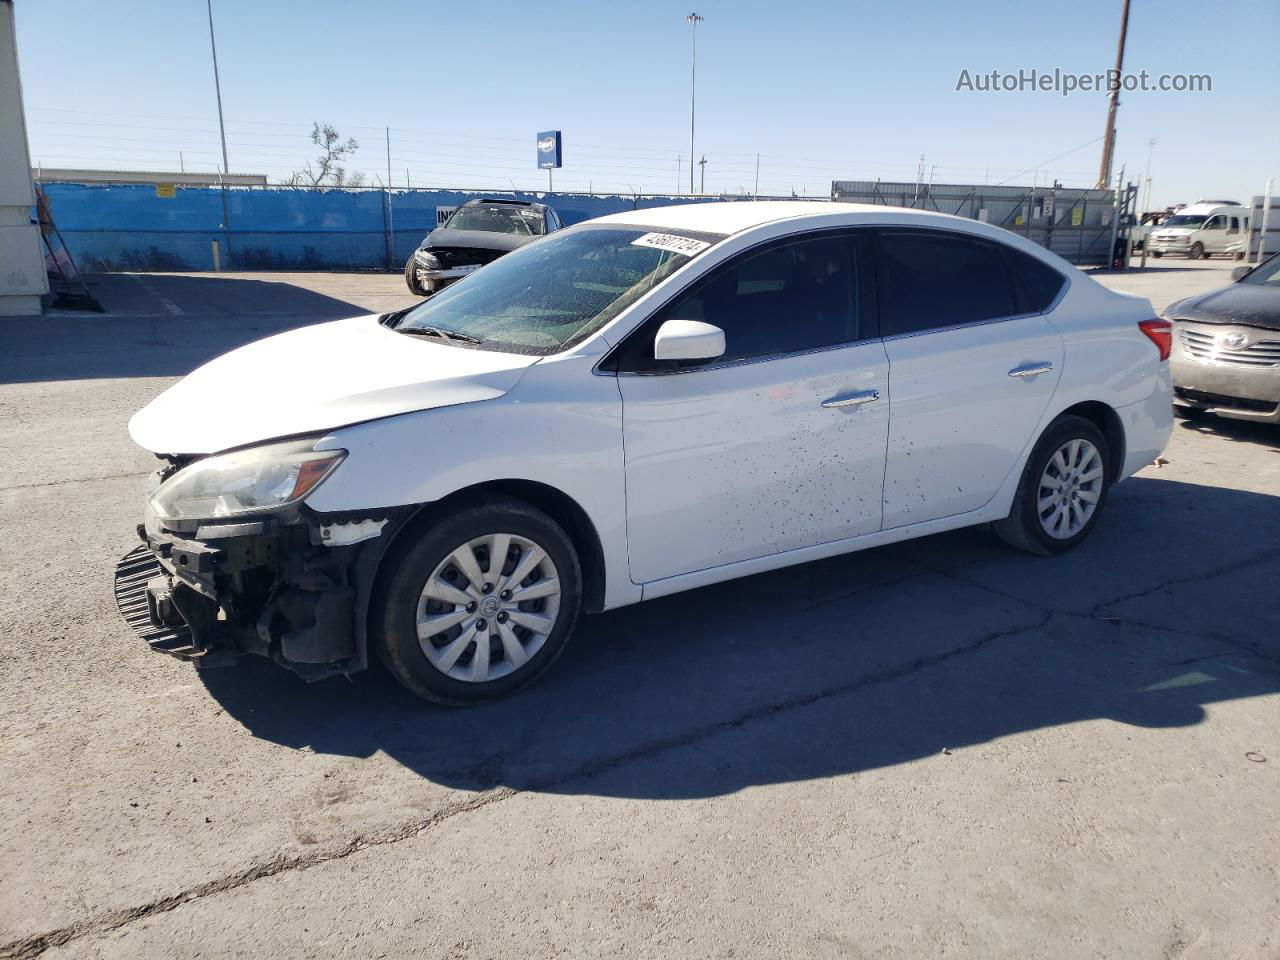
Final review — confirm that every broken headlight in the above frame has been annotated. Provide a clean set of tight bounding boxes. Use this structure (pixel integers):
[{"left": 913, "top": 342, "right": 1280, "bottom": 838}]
[{"left": 149, "top": 438, "right": 346, "bottom": 521}]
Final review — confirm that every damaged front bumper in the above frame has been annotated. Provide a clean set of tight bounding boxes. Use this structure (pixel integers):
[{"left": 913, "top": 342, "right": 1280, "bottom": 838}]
[
  {"left": 113, "top": 507, "right": 405, "bottom": 680},
  {"left": 412, "top": 254, "right": 481, "bottom": 293}
]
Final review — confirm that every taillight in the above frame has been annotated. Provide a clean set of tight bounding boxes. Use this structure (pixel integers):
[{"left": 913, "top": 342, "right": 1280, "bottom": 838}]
[{"left": 1139, "top": 318, "right": 1172, "bottom": 361}]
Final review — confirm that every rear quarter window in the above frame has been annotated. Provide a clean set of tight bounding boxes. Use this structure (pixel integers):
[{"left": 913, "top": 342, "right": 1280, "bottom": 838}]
[{"left": 1000, "top": 245, "right": 1068, "bottom": 313}]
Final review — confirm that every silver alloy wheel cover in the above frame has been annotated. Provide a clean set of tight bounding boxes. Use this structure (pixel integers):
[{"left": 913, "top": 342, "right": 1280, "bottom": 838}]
[
  {"left": 1037, "top": 438, "right": 1104, "bottom": 540},
  {"left": 415, "top": 533, "right": 562, "bottom": 683}
]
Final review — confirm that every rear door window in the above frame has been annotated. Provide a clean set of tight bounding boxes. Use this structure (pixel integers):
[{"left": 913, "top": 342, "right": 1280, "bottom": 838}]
[{"left": 875, "top": 230, "right": 1019, "bottom": 336}]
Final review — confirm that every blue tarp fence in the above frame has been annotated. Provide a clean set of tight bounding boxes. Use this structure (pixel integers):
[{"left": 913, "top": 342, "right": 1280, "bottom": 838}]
[{"left": 37, "top": 183, "right": 723, "bottom": 272}]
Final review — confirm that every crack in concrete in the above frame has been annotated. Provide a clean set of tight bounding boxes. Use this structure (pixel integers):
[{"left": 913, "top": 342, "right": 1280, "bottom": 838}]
[
  {"left": 913, "top": 560, "right": 1056, "bottom": 615},
  {"left": 1088, "top": 547, "right": 1280, "bottom": 620},
  {"left": 0, "top": 471, "right": 149, "bottom": 493},
  {"left": 0, "top": 611, "right": 1051, "bottom": 959}
]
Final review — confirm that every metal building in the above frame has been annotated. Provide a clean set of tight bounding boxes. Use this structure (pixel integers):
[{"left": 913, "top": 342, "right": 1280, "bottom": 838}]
[{"left": 831, "top": 180, "right": 1123, "bottom": 267}]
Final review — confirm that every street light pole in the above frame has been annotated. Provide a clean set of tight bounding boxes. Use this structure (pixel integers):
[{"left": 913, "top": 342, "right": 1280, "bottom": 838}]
[
  {"left": 206, "top": 0, "right": 233, "bottom": 262},
  {"left": 686, "top": 12, "right": 703, "bottom": 194},
  {"left": 207, "top": 0, "right": 230, "bottom": 178}
]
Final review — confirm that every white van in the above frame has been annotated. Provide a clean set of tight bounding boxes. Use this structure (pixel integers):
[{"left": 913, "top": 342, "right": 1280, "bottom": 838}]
[{"left": 1148, "top": 202, "right": 1249, "bottom": 260}]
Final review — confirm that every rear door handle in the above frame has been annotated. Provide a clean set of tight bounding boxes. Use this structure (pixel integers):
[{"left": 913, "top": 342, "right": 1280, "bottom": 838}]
[
  {"left": 1008, "top": 362, "right": 1054, "bottom": 378},
  {"left": 822, "top": 389, "right": 880, "bottom": 408}
]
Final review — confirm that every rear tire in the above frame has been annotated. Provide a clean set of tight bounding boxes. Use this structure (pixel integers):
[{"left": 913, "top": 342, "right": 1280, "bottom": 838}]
[
  {"left": 1151, "top": 250, "right": 1163, "bottom": 259},
  {"left": 993, "top": 415, "right": 1112, "bottom": 556},
  {"left": 376, "top": 497, "right": 582, "bottom": 705}
]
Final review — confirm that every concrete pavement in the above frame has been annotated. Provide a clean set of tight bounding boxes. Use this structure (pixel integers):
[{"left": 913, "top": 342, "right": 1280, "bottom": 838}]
[{"left": 1, "top": 262, "right": 1277, "bottom": 959}]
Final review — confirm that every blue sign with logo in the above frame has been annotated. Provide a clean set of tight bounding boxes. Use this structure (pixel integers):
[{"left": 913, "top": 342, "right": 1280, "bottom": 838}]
[{"left": 536, "top": 130, "right": 562, "bottom": 169}]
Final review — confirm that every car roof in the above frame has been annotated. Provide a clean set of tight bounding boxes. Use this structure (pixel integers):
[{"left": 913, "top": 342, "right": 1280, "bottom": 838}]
[
  {"left": 1174, "top": 202, "right": 1238, "bottom": 215},
  {"left": 461, "top": 197, "right": 546, "bottom": 211},
  {"left": 589, "top": 199, "right": 1081, "bottom": 274},
  {"left": 592, "top": 200, "right": 961, "bottom": 236}
]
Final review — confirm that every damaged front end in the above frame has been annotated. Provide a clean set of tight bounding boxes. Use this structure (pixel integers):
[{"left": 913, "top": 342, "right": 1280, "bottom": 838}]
[
  {"left": 413, "top": 246, "right": 508, "bottom": 293},
  {"left": 113, "top": 445, "right": 407, "bottom": 680}
]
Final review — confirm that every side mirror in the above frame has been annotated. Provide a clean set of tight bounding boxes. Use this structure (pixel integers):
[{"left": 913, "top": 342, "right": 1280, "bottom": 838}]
[
  {"left": 653, "top": 319, "right": 726, "bottom": 362},
  {"left": 1231, "top": 265, "right": 1251, "bottom": 282}
]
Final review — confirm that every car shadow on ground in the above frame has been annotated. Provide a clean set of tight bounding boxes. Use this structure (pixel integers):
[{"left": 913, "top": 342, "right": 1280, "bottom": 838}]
[
  {"left": 1176, "top": 413, "right": 1280, "bottom": 450},
  {"left": 199, "top": 477, "right": 1280, "bottom": 800},
  {"left": 0, "top": 274, "right": 377, "bottom": 384}
]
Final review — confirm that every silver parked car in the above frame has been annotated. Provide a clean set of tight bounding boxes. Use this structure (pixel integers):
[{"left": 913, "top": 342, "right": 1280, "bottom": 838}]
[{"left": 1168, "top": 253, "right": 1280, "bottom": 424}]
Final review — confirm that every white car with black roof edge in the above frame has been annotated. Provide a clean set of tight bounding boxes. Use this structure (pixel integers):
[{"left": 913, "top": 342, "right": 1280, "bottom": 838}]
[{"left": 118, "top": 201, "right": 1173, "bottom": 705}]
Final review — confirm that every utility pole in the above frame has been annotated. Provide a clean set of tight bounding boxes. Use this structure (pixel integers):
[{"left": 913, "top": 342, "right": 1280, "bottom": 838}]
[
  {"left": 698, "top": 154, "right": 707, "bottom": 194},
  {"left": 1096, "top": 0, "right": 1131, "bottom": 189},
  {"left": 686, "top": 12, "right": 703, "bottom": 194},
  {"left": 677, "top": 154, "right": 682, "bottom": 194},
  {"left": 754, "top": 153, "right": 760, "bottom": 198},
  {"left": 206, "top": 0, "right": 233, "bottom": 261}
]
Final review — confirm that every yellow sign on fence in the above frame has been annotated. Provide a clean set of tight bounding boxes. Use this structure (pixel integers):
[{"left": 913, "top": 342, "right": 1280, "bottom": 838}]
[
  {"left": 1071, "top": 206, "right": 1083, "bottom": 226},
  {"left": 155, "top": 183, "right": 176, "bottom": 198}
]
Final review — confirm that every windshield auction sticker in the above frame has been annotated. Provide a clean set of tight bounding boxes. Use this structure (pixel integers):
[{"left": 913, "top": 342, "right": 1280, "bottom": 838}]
[{"left": 631, "top": 232, "right": 711, "bottom": 257}]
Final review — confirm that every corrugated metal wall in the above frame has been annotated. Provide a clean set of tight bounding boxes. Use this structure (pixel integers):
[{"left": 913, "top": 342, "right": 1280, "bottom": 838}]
[
  {"left": 831, "top": 180, "right": 1118, "bottom": 266},
  {"left": 37, "top": 183, "right": 723, "bottom": 272}
]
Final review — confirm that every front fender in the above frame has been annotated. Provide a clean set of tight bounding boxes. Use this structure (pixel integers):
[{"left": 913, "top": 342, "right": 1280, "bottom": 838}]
[{"left": 307, "top": 353, "right": 639, "bottom": 610}]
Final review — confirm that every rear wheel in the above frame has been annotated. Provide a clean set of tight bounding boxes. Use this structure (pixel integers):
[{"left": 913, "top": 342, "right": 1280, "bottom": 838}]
[
  {"left": 377, "top": 498, "right": 582, "bottom": 705},
  {"left": 1152, "top": 250, "right": 1163, "bottom": 258},
  {"left": 993, "top": 415, "right": 1112, "bottom": 556}
]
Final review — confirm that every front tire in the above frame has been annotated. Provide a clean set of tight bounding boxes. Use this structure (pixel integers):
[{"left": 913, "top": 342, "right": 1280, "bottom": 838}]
[
  {"left": 1190, "top": 242, "right": 1206, "bottom": 260},
  {"left": 376, "top": 498, "right": 582, "bottom": 705},
  {"left": 993, "top": 415, "right": 1112, "bottom": 556},
  {"left": 404, "top": 256, "right": 426, "bottom": 296}
]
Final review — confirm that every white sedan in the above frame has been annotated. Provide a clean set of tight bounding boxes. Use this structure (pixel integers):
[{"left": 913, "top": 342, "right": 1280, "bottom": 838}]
[{"left": 117, "top": 201, "right": 1173, "bottom": 704}]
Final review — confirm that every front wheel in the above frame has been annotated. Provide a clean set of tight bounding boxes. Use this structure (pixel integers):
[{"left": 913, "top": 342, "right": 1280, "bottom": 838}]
[
  {"left": 404, "top": 256, "right": 426, "bottom": 296},
  {"left": 1190, "top": 242, "right": 1206, "bottom": 260},
  {"left": 993, "top": 415, "right": 1112, "bottom": 556},
  {"left": 1151, "top": 250, "right": 1163, "bottom": 258},
  {"left": 376, "top": 498, "right": 582, "bottom": 705}
]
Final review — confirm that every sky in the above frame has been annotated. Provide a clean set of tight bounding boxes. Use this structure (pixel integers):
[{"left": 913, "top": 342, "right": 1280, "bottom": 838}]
[{"left": 13, "top": 0, "right": 1279, "bottom": 208}]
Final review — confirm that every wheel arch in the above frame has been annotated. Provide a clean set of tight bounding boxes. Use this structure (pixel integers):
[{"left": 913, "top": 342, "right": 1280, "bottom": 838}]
[
  {"left": 1056, "top": 400, "right": 1125, "bottom": 483},
  {"left": 370, "top": 478, "right": 608, "bottom": 617}
]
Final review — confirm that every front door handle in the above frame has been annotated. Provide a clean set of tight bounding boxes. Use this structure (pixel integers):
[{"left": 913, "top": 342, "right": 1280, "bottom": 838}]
[
  {"left": 1008, "top": 362, "right": 1054, "bottom": 378},
  {"left": 822, "top": 389, "right": 880, "bottom": 408}
]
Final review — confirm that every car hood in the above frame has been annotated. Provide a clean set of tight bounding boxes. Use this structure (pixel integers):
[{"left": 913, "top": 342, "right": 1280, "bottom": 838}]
[
  {"left": 129, "top": 314, "right": 539, "bottom": 455},
  {"left": 1166, "top": 283, "right": 1280, "bottom": 331},
  {"left": 420, "top": 227, "right": 533, "bottom": 253}
]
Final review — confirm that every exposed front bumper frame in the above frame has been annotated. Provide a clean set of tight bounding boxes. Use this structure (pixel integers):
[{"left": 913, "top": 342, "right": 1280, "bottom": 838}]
[
  {"left": 412, "top": 254, "right": 481, "bottom": 292},
  {"left": 114, "top": 508, "right": 411, "bottom": 679}
]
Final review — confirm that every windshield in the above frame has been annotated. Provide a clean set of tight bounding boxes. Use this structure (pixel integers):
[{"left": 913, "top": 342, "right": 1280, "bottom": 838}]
[
  {"left": 1164, "top": 215, "right": 1207, "bottom": 228},
  {"left": 445, "top": 204, "right": 547, "bottom": 236},
  {"left": 1240, "top": 255, "right": 1280, "bottom": 285},
  {"left": 395, "top": 226, "right": 721, "bottom": 354}
]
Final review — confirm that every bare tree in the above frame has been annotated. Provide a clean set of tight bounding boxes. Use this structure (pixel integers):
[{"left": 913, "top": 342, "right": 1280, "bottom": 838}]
[{"left": 286, "top": 122, "right": 365, "bottom": 187}]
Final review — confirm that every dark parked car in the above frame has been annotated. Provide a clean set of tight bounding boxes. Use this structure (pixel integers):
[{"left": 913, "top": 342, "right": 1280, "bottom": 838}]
[
  {"left": 404, "top": 198, "right": 563, "bottom": 296},
  {"left": 1168, "top": 253, "right": 1280, "bottom": 424}
]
